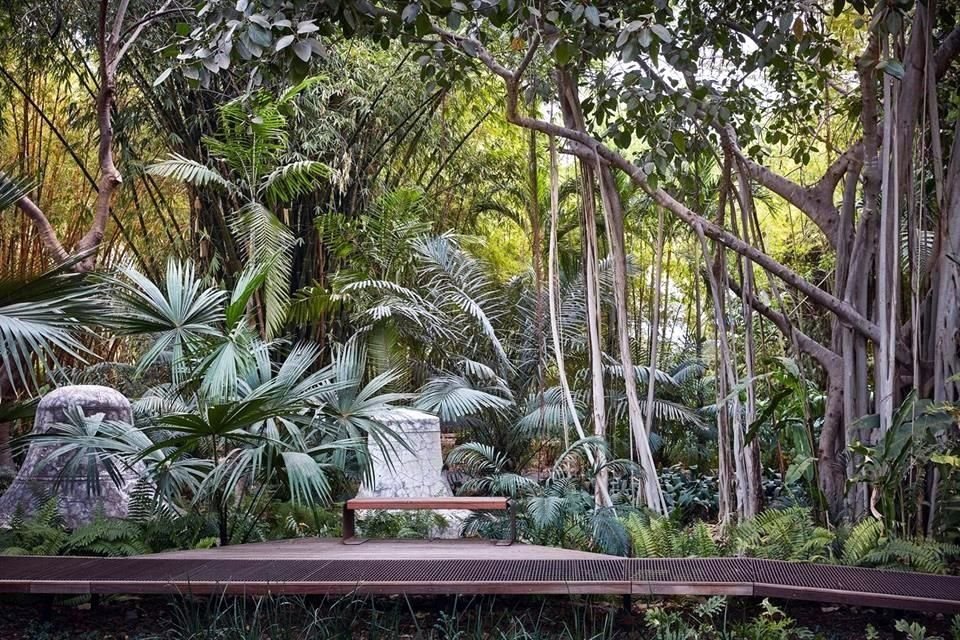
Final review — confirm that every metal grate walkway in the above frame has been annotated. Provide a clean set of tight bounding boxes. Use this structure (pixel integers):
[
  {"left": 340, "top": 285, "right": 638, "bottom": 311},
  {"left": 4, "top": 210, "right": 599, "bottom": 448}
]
[{"left": 1, "top": 545, "right": 958, "bottom": 613}]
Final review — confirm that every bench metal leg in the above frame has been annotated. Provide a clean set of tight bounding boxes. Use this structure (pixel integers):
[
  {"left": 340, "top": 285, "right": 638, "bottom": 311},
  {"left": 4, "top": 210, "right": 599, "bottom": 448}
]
[
  {"left": 495, "top": 500, "right": 517, "bottom": 546},
  {"left": 342, "top": 505, "right": 368, "bottom": 544}
]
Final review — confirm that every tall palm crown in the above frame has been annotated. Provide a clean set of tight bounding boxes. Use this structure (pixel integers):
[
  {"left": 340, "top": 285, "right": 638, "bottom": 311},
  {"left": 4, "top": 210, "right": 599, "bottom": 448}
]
[{"left": 147, "top": 81, "right": 329, "bottom": 337}]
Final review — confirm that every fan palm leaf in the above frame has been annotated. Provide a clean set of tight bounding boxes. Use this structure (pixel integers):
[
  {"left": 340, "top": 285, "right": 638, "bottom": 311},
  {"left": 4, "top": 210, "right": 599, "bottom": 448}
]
[
  {"left": 415, "top": 374, "right": 513, "bottom": 421},
  {"left": 0, "top": 263, "right": 100, "bottom": 391},
  {"left": 107, "top": 259, "right": 226, "bottom": 383}
]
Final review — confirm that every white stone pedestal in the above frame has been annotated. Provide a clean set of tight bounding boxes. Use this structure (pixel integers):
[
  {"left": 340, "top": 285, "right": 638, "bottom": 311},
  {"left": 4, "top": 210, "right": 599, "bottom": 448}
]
[{"left": 356, "top": 409, "right": 464, "bottom": 537}]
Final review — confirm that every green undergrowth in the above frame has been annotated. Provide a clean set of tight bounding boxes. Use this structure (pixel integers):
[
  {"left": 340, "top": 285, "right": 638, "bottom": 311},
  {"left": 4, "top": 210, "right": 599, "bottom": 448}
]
[{"left": 5, "top": 594, "right": 958, "bottom": 640}]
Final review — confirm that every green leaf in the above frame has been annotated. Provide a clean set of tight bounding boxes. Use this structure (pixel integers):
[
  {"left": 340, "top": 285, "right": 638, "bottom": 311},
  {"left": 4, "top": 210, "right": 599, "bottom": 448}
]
[
  {"left": 555, "top": 40, "right": 576, "bottom": 65},
  {"left": 401, "top": 3, "right": 420, "bottom": 23},
  {"left": 877, "top": 58, "right": 904, "bottom": 79},
  {"left": 275, "top": 34, "right": 295, "bottom": 51},
  {"left": 248, "top": 24, "right": 272, "bottom": 47},
  {"left": 671, "top": 130, "right": 687, "bottom": 153},
  {"left": 584, "top": 5, "right": 600, "bottom": 26},
  {"left": 785, "top": 456, "right": 816, "bottom": 484},
  {"left": 248, "top": 14, "right": 270, "bottom": 29},
  {"left": 650, "top": 24, "right": 672, "bottom": 43},
  {"left": 153, "top": 68, "right": 173, "bottom": 86},
  {"left": 637, "top": 28, "right": 652, "bottom": 48},
  {"left": 931, "top": 453, "right": 960, "bottom": 468},
  {"left": 292, "top": 41, "right": 312, "bottom": 62}
]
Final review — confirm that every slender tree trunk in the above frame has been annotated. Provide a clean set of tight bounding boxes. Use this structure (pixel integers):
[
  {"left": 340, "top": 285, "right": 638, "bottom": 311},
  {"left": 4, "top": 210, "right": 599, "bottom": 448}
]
[
  {"left": 732, "top": 163, "right": 763, "bottom": 518},
  {"left": 0, "top": 369, "right": 14, "bottom": 475},
  {"left": 529, "top": 125, "right": 546, "bottom": 398},
  {"left": 579, "top": 160, "right": 612, "bottom": 507},
  {"left": 876, "top": 38, "right": 901, "bottom": 434},
  {"left": 933, "top": 124, "right": 960, "bottom": 403},
  {"left": 697, "top": 229, "right": 735, "bottom": 526},
  {"left": 597, "top": 165, "right": 667, "bottom": 514},
  {"left": 548, "top": 135, "right": 585, "bottom": 452},
  {"left": 644, "top": 208, "right": 664, "bottom": 439}
]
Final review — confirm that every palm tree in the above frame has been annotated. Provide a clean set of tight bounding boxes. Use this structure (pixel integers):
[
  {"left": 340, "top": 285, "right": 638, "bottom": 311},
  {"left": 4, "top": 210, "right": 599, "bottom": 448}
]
[
  {"left": 33, "top": 259, "right": 406, "bottom": 545},
  {"left": 339, "top": 228, "right": 701, "bottom": 501},
  {"left": 146, "top": 80, "right": 330, "bottom": 337},
  {"left": 0, "top": 173, "right": 106, "bottom": 473},
  {"left": 0, "top": 261, "right": 101, "bottom": 394}
]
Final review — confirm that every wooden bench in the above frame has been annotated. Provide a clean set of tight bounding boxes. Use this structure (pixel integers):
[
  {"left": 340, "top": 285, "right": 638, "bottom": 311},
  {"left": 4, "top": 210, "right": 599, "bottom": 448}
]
[{"left": 342, "top": 496, "right": 516, "bottom": 545}]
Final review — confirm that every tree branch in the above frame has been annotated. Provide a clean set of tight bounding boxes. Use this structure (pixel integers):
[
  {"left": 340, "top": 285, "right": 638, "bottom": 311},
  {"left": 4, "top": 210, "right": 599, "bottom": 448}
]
[
  {"left": 15, "top": 195, "right": 71, "bottom": 263},
  {"left": 934, "top": 25, "right": 960, "bottom": 80},
  {"left": 728, "top": 277, "right": 840, "bottom": 371},
  {"left": 429, "top": 25, "right": 899, "bottom": 351},
  {"left": 720, "top": 126, "right": 853, "bottom": 246},
  {"left": 115, "top": 0, "right": 175, "bottom": 67}
]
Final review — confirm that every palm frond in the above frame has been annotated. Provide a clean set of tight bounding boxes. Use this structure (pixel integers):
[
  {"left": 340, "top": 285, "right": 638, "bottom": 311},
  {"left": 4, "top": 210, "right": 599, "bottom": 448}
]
[
  {"left": 0, "top": 170, "right": 33, "bottom": 210},
  {"left": 415, "top": 374, "right": 513, "bottom": 421},
  {"left": 146, "top": 154, "right": 233, "bottom": 190},
  {"left": 230, "top": 202, "right": 296, "bottom": 337},
  {"left": 261, "top": 160, "right": 330, "bottom": 204},
  {"left": 0, "top": 264, "right": 100, "bottom": 391},
  {"left": 106, "top": 259, "right": 226, "bottom": 381}
]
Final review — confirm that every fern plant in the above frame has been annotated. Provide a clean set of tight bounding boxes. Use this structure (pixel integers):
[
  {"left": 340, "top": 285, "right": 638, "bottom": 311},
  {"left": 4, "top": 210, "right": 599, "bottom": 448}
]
[
  {"left": 625, "top": 513, "right": 720, "bottom": 558},
  {"left": 0, "top": 498, "right": 67, "bottom": 556},
  {"left": 64, "top": 515, "right": 148, "bottom": 557},
  {"left": 731, "top": 507, "right": 835, "bottom": 562},
  {"left": 840, "top": 517, "right": 960, "bottom": 574}
]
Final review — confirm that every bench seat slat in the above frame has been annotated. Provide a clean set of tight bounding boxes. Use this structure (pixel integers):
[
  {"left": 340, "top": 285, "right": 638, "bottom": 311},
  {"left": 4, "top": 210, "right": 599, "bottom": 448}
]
[{"left": 346, "top": 497, "right": 508, "bottom": 511}]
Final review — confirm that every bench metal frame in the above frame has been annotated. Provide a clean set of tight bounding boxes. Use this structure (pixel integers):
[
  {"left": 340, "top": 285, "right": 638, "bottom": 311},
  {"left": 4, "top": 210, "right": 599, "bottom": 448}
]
[{"left": 342, "top": 497, "right": 516, "bottom": 546}]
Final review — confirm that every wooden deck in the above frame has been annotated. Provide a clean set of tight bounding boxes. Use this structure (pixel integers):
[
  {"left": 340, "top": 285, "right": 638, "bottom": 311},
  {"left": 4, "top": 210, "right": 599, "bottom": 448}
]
[
  {"left": 148, "top": 537, "right": 603, "bottom": 560},
  {"left": 1, "top": 538, "right": 959, "bottom": 613}
]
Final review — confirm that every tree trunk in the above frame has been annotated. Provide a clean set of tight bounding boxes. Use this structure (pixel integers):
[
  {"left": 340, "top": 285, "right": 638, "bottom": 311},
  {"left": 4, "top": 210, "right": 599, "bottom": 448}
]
[
  {"left": 548, "top": 135, "right": 585, "bottom": 452},
  {"left": 0, "top": 369, "right": 14, "bottom": 475},
  {"left": 933, "top": 124, "right": 960, "bottom": 404},
  {"left": 732, "top": 162, "right": 763, "bottom": 518},
  {"left": 579, "top": 160, "right": 611, "bottom": 507},
  {"left": 644, "top": 207, "right": 664, "bottom": 439},
  {"left": 528, "top": 123, "right": 546, "bottom": 397},
  {"left": 597, "top": 165, "right": 667, "bottom": 514}
]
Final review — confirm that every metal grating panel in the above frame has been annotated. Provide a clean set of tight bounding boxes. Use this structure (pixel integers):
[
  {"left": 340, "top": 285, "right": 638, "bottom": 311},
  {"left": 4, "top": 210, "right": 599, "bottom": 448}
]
[
  {"left": 0, "top": 557, "right": 101, "bottom": 581},
  {"left": 302, "top": 559, "right": 625, "bottom": 583},
  {"left": 628, "top": 558, "right": 756, "bottom": 583},
  {"left": 756, "top": 560, "right": 960, "bottom": 601},
  {"left": 2, "top": 550, "right": 960, "bottom": 613}
]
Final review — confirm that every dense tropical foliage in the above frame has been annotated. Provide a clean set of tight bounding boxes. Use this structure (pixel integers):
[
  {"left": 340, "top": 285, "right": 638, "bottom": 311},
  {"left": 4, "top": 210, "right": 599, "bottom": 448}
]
[{"left": 0, "top": 0, "right": 959, "bottom": 634}]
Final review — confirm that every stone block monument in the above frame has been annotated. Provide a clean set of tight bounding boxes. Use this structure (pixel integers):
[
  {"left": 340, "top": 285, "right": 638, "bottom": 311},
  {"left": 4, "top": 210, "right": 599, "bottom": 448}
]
[
  {"left": 0, "top": 385, "right": 145, "bottom": 528},
  {"left": 356, "top": 408, "right": 463, "bottom": 536}
]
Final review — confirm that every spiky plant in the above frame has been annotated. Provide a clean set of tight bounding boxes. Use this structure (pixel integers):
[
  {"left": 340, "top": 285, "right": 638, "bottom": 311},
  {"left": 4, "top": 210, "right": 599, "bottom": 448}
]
[{"left": 33, "top": 259, "right": 405, "bottom": 546}]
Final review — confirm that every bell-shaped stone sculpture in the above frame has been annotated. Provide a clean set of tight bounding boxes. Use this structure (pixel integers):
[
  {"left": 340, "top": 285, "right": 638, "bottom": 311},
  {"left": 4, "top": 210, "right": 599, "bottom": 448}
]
[{"left": 0, "top": 385, "right": 145, "bottom": 528}]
